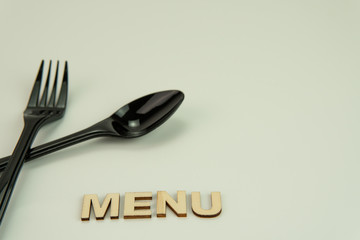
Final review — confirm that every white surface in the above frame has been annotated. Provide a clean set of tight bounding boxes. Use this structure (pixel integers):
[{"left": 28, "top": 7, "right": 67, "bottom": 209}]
[{"left": 0, "top": 0, "right": 359, "bottom": 239}]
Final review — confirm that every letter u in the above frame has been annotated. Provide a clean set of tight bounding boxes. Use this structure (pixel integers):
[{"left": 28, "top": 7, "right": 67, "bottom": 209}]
[{"left": 191, "top": 192, "right": 222, "bottom": 218}]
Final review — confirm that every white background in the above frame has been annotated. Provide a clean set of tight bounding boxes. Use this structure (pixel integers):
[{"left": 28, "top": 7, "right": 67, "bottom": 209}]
[{"left": 0, "top": 0, "right": 359, "bottom": 239}]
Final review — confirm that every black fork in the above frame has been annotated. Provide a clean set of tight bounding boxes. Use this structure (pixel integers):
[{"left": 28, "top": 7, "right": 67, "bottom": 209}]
[{"left": 0, "top": 60, "right": 68, "bottom": 224}]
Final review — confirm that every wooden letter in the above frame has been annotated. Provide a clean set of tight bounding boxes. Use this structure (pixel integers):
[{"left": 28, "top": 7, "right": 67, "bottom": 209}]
[
  {"left": 191, "top": 192, "right": 222, "bottom": 218},
  {"left": 156, "top": 191, "right": 187, "bottom": 217},
  {"left": 81, "top": 193, "right": 120, "bottom": 221},
  {"left": 124, "top": 192, "right": 152, "bottom": 219}
]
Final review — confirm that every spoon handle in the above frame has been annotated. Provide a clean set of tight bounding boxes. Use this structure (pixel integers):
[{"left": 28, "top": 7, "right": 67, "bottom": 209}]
[{"left": 0, "top": 123, "right": 111, "bottom": 172}]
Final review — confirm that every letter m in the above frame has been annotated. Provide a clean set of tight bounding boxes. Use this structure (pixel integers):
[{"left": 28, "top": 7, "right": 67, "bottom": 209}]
[{"left": 81, "top": 193, "right": 120, "bottom": 221}]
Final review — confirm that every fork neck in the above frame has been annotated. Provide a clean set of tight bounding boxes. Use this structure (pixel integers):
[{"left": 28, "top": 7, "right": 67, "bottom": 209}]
[
  {"left": 9, "top": 116, "right": 47, "bottom": 164},
  {"left": 0, "top": 117, "right": 47, "bottom": 191},
  {"left": 18, "top": 117, "right": 47, "bottom": 149}
]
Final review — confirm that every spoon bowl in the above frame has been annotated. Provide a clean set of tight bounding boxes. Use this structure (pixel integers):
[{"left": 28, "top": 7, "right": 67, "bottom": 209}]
[{"left": 109, "top": 90, "right": 184, "bottom": 138}]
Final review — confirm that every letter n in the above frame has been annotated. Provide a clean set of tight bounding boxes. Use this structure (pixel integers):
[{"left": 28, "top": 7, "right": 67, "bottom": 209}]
[
  {"left": 81, "top": 193, "right": 120, "bottom": 221},
  {"left": 157, "top": 191, "right": 187, "bottom": 217}
]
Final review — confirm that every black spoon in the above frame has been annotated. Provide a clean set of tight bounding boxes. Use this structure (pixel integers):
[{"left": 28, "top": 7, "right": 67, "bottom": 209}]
[{"left": 0, "top": 90, "right": 184, "bottom": 172}]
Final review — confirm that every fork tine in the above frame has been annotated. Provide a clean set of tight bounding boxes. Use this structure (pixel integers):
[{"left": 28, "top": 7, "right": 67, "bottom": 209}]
[
  {"left": 56, "top": 61, "right": 68, "bottom": 108},
  {"left": 27, "top": 60, "right": 44, "bottom": 107},
  {"left": 48, "top": 61, "right": 59, "bottom": 107},
  {"left": 39, "top": 61, "right": 52, "bottom": 106}
]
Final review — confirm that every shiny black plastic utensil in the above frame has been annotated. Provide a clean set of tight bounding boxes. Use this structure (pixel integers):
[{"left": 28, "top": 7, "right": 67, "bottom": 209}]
[
  {"left": 0, "top": 90, "right": 184, "bottom": 172},
  {"left": 0, "top": 60, "right": 68, "bottom": 224}
]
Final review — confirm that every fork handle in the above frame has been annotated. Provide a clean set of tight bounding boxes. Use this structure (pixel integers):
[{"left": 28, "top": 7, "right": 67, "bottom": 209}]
[{"left": 0, "top": 118, "right": 44, "bottom": 223}]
